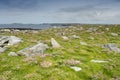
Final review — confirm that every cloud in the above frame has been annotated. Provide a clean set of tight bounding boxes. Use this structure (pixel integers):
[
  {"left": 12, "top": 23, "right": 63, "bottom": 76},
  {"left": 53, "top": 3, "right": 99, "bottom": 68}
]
[{"left": 0, "top": 0, "right": 40, "bottom": 10}]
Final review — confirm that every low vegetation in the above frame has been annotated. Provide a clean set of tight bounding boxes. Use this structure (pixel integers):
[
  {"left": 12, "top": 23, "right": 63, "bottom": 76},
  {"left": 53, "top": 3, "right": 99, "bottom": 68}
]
[{"left": 0, "top": 24, "right": 120, "bottom": 80}]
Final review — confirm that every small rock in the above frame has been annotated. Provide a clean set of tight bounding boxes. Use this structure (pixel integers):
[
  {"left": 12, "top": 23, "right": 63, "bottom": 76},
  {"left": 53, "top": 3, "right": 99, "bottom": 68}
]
[
  {"left": 71, "top": 35, "right": 80, "bottom": 39},
  {"left": 102, "top": 43, "right": 120, "bottom": 53},
  {"left": 89, "top": 36, "right": 94, "bottom": 40},
  {"left": 0, "top": 47, "right": 6, "bottom": 53},
  {"left": 105, "top": 28, "right": 109, "bottom": 31},
  {"left": 80, "top": 42, "right": 87, "bottom": 45},
  {"left": 86, "top": 28, "right": 98, "bottom": 32},
  {"left": 70, "top": 66, "right": 82, "bottom": 71},
  {"left": 91, "top": 60, "right": 108, "bottom": 63},
  {"left": 8, "top": 52, "right": 18, "bottom": 56},
  {"left": 62, "top": 36, "right": 69, "bottom": 41},
  {"left": 111, "top": 33, "right": 118, "bottom": 37},
  {"left": 51, "top": 38, "right": 61, "bottom": 48}
]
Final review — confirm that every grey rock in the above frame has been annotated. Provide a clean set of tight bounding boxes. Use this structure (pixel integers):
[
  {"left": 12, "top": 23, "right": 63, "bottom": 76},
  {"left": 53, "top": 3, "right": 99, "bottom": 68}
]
[
  {"left": 102, "top": 43, "right": 120, "bottom": 53},
  {"left": 80, "top": 42, "right": 87, "bottom": 45},
  {"left": 8, "top": 52, "right": 18, "bottom": 56},
  {"left": 51, "top": 38, "right": 61, "bottom": 48},
  {"left": 17, "top": 43, "right": 49, "bottom": 56},
  {"left": 0, "top": 47, "right": 6, "bottom": 53},
  {"left": 70, "top": 66, "right": 82, "bottom": 71},
  {"left": 0, "top": 36, "right": 22, "bottom": 47},
  {"left": 62, "top": 36, "right": 69, "bottom": 41},
  {"left": 91, "top": 60, "right": 108, "bottom": 63},
  {"left": 111, "top": 33, "right": 118, "bottom": 36},
  {"left": 86, "top": 28, "right": 98, "bottom": 32},
  {"left": 71, "top": 35, "right": 80, "bottom": 39}
]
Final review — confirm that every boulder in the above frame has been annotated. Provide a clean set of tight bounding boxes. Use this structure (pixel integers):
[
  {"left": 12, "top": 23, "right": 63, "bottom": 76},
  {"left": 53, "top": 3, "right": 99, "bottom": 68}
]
[
  {"left": 8, "top": 52, "right": 18, "bottom": 56},
  {"left": 102, "top": 43, "right": 120, "bottom": 53},
  {"left": 7, "top": 36, "right": 22, "bottom": 46},
  {"left": 0, "top": 36, "right": 22, "bottom": 46},
  {"left": 51, "top": 38, "right": 61, "bottom": 48},
  {"left": 17, "top": 43, "right": 49, "bottom": 56}
]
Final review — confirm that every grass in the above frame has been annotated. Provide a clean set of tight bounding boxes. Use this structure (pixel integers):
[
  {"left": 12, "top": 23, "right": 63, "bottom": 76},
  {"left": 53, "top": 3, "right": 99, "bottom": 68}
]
[{"left": 0, "top": 25, "right": 120, "bottom": 80}]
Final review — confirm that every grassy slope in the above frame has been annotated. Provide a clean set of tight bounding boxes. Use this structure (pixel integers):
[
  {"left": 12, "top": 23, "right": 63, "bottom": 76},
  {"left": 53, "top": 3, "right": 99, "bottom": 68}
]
[{"left": 0, "top": 25, "right": 120, "bottom": 80}]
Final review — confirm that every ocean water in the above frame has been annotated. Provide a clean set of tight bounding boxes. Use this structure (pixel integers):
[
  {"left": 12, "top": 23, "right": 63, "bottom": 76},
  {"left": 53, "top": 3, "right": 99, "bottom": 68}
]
[{"left": 0, "top": 24, "right": 53, "bottom": 29}]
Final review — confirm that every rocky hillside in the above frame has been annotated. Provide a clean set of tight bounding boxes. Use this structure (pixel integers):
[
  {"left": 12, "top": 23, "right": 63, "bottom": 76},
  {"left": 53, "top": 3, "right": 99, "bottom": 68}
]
[{"left": 0, "top": 25, "right": 120, "bottom": 80}]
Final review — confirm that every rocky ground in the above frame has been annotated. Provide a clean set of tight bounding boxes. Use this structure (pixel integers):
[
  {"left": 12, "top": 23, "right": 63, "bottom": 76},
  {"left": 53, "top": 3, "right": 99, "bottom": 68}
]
[{"left": 0, "top": 25, "right": 120, "bottom": 80}]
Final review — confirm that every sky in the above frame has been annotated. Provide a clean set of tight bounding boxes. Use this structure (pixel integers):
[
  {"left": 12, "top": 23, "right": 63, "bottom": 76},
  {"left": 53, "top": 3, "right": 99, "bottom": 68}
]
[{"left": 0, "top": 0, "right": 120, "bottom": 24}]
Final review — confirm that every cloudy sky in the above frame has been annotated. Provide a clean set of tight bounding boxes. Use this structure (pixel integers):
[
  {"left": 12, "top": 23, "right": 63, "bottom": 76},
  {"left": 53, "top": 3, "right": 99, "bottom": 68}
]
[{"left": 0, "top": 0, "right": 120, "bottom": 24}]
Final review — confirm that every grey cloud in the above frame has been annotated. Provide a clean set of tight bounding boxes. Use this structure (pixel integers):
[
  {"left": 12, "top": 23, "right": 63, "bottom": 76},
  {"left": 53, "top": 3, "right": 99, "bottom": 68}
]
[{"left": 0, "top": 0, "right": 40, "bottom": 10}]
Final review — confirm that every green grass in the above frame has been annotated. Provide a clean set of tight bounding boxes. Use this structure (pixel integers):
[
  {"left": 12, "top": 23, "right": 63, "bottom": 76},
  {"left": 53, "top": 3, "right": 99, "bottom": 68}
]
[{"left": 0, "top": 25, "right": 120, "bottom": 80}]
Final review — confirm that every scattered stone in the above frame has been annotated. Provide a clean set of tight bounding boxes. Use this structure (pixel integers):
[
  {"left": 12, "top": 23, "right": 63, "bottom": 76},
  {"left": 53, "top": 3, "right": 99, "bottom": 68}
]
[
  {"left": 86, "top": 28, "right": 98, "bottom": 32},
  {"left": 51, "top": 38, "right": 61, "bottom": 48},
  {"left": 8, "top": 52, "right": 18, "bottom": 56},
  {"left": 40, "top": 61, "right": 52, "bottom": 68},
  {"left": 102, "top": 43, "right": 120, "bottom": 53},
  {"left": 105, "top": 28, "right": 109, "bottom": 31},
  {"left": 80, "top": 42, "right": 87, "bottom": 45},
  {"left": 71, "top": 35, "right": 80, "bottom": 39},
  {"left": 64, "top": 59, "right": 80, "bottom": 65},
  {"left": 62, "top": 36, "right": 69, "bottom": 41},
  {"left": 70, "top": 66, "right": 82, "bottom": 72},
  {"left": 0, "top": 47, "right": 6, "bottom": 53},
  {"left": 111, "top": 33, "right": 118, "bottom": 37},
  {"left": 91, "top": 60, "right": 108, "bottom": 63},
  {"left": 17, "top": 43, "right": 49, "bottom": 56}
]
